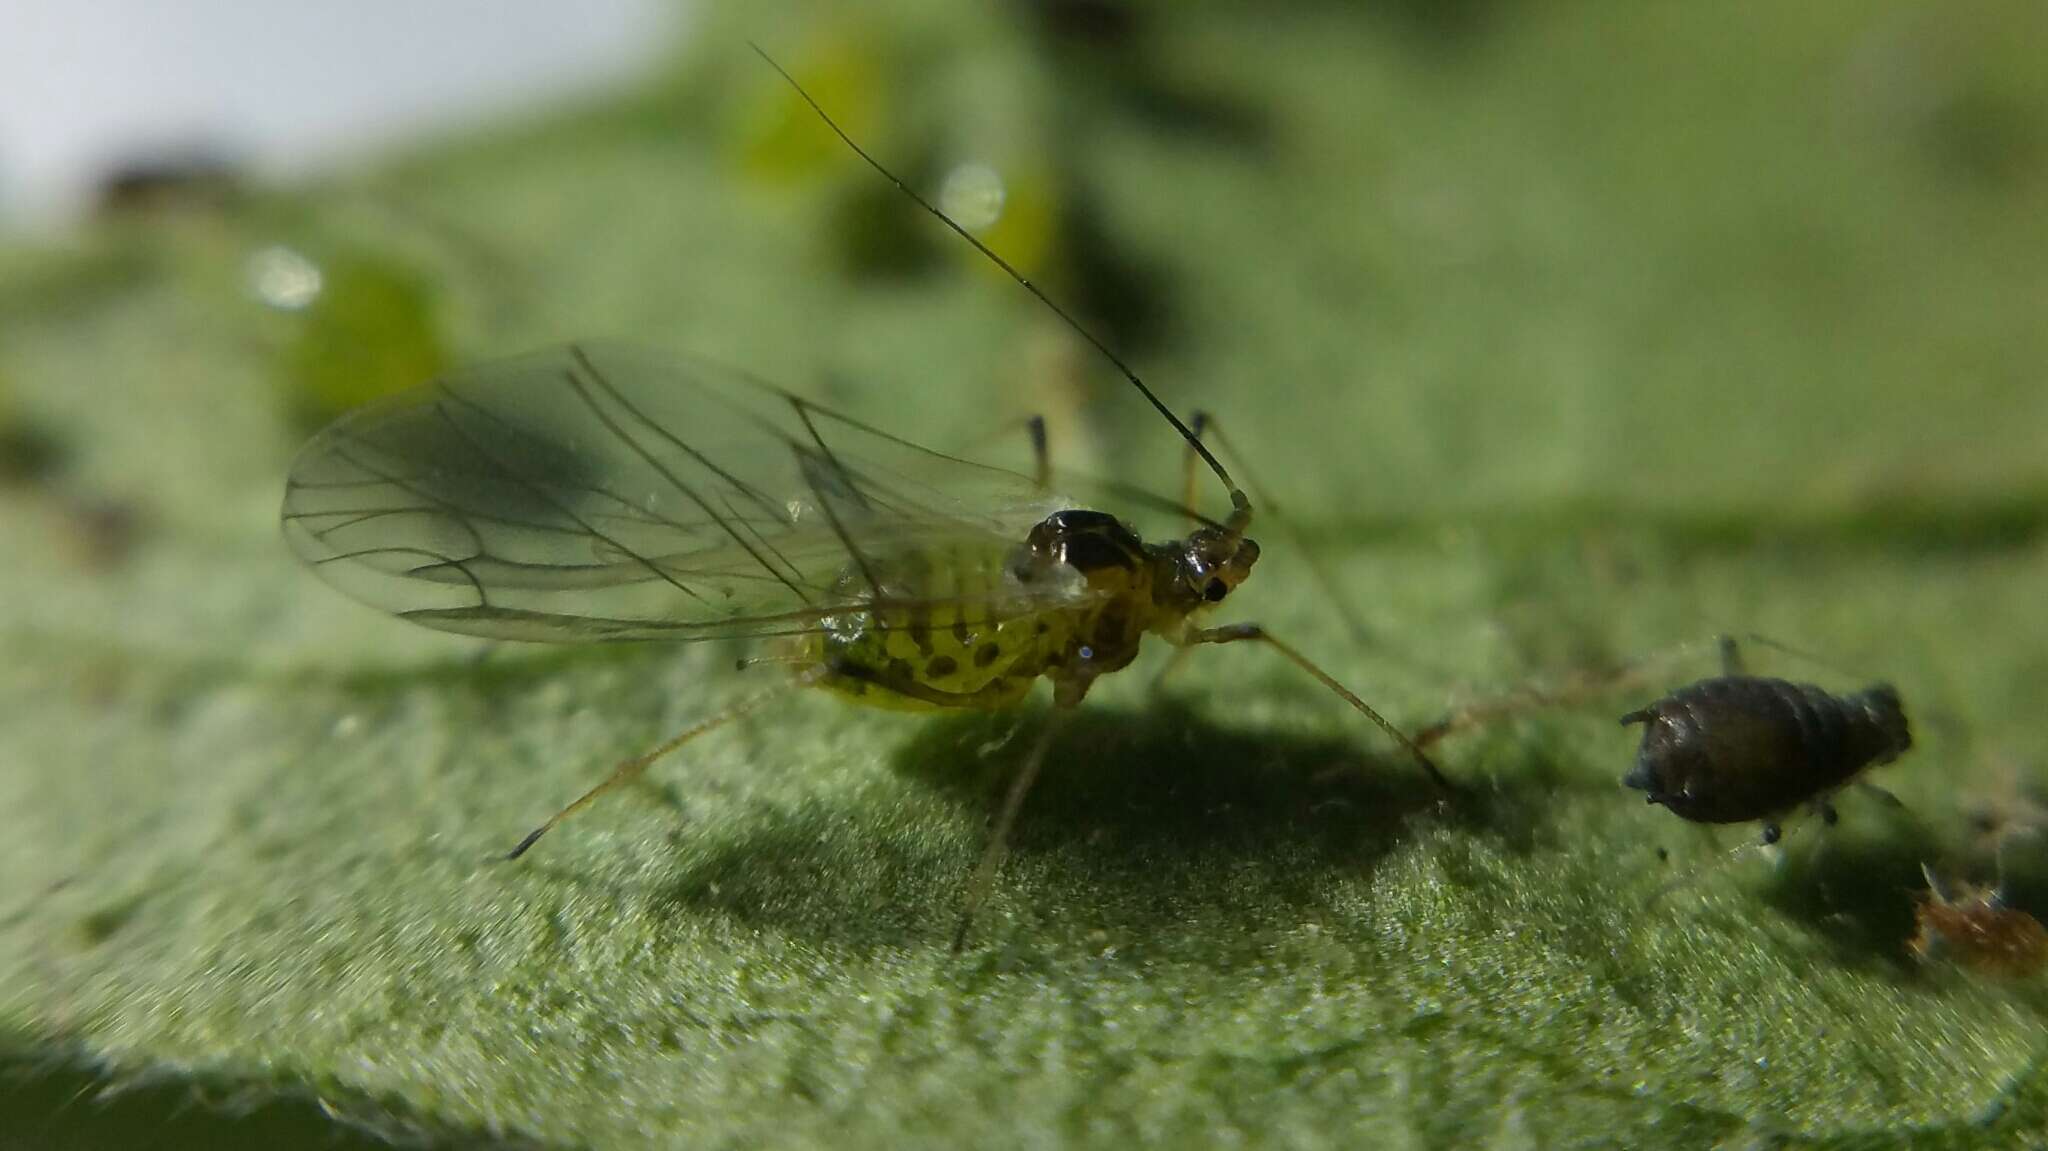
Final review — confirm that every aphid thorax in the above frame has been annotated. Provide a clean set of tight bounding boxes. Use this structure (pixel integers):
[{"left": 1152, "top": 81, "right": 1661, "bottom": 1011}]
[
  {"left": 1018, "top": 511, "right": 1261, "bottom": 625},
  {"left": 1012, "top": 510, "right": 1261, "bottom": 702},
  {"left": 1620, "top": 677, "right": 1910, "bottom": 835},
  {"left": 808, "top": 508, "right": 1263, "bottom": 713}
]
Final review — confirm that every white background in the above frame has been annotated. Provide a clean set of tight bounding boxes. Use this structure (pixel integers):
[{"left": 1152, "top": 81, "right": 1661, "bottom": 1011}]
[{"left": 0, "top": 0, "right": 682, "bottom": 225}]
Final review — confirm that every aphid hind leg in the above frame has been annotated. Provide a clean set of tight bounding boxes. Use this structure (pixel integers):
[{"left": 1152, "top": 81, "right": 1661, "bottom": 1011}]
[
  {"left": 1184, "top": 622, "right": 1454, "bottom": 793},
  {"left": 946, "top": 414, "right": 1052, "bottom": 490},
  {"left": 505, "top": 672, "right": 815, "bottom": 860},
  {"left": 952, "top": 706, "right": 1067, "bottom": 952}
]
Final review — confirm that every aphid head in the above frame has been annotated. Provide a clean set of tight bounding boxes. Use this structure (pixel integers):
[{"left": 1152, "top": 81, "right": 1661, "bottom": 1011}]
[
  {"left": 1855, "top": 682, "right": 1912, "bottom": 764},
  {"left": 1619, "top": 753, "right": 1659, "bottom": 800},
  {"left": 1175, "top": 527, "right": 1260, "bottom": 610},
  {"left": 1619, "top": 711, "right": 1676, "bottom": 807},
  {"left": 1619, "top": 703, "right": 1697, "bottom": 816}
]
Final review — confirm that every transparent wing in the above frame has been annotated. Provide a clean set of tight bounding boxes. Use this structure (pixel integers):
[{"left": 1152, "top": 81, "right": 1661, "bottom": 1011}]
[{"left": 281, "top": 342, "right": 1091, "bottom": 642}]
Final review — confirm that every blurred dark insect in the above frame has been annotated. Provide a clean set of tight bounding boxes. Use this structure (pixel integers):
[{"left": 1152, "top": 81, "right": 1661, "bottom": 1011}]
[
  {"left": 1023, "top": 0, "right": 1138, "bottom": 46},
  {"left": 0, "top": 424, "right": 65, "bottom": 487},
  {"left": 52, "top": 495, "right": 146, "bottom": 571},
  {"left": 0, "top": 376, "right": 145, "bottom": 570},
  {"left": 1620, "top": 672, "right": 1910, "bottom": 847},
  {"left": 91, "top": 148, "right": 244, "bottom": 217},
  {"left": 0, "top": 370, "right": 65, "bottom": 485},
  {"left": 1419, "top": 635, "right": 1912, "bottom": 846}
]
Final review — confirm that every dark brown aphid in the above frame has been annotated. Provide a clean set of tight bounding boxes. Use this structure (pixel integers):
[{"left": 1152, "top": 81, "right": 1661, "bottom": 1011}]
[
  {"left": 1910, "top": 867, "right": 2048, "bottom": 977},
  {"left": 92, "top": 149, "right": 242, "bottom": 216},
  {"left": 1621, "top": 676, "right": 1911, "bottom": 844}
]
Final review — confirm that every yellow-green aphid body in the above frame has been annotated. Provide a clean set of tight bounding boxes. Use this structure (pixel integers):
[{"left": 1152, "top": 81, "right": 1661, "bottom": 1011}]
[{"left": 808, "top": 509, "right": 1253, "bottom": 711}]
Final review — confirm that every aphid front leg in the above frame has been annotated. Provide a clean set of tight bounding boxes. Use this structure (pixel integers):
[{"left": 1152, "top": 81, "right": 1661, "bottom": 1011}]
[{"left": 1182, "top": 622, "right": 1453, "bottom": 793}]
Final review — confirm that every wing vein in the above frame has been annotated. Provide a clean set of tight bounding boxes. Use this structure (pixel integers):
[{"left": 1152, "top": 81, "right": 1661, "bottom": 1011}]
[
  {"left": 562, "top": 349, "right": 815, "bottom": 606},
  {"left": 430, "top": 386, "right": 713, "bottom": 607}
]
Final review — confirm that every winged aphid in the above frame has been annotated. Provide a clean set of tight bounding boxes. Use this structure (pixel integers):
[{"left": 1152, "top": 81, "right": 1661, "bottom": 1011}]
[{"left": 283, "top": 49, "right": 1451, "bottom": 948}]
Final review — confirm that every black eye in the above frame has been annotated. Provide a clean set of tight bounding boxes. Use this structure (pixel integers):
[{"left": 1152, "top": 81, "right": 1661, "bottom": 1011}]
[{"left": 1203, "top": 579, "right": 1229, "bottom": 602}]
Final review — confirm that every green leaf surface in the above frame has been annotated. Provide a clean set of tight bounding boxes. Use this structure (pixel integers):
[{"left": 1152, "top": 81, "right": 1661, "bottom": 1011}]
[{"left": 5, "top": 2, "right": 2047, "bottom": 1147}]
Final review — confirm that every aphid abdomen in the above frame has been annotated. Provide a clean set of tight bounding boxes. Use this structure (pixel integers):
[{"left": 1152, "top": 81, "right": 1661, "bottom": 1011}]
[
  {"left": 1621, "top": 676, "right": 1910, "bottom": 824},
  {"left": 812, "top": 606, "right": 1075, "bottom": 712},
  {"left": 806, "top": 542, "right": 1082, "bottom": 712}
]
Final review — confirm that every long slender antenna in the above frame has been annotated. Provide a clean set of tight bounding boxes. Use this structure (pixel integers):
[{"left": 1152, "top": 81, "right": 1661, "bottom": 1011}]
[{"left": 748, "top": 42, "right": 1250, "bottom": 529}]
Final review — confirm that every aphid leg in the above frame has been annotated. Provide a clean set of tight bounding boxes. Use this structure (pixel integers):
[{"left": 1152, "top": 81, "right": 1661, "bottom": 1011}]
[
  {"left": 1648, "top": 812, "right": 1834, "bottom": 906},
  {"left": 733, "top": 650, "right": 814, "bottom": 672},
  {"left": 1647, "top": 833, "right": 1780, "bottom": 906},
  {"left": 1717, "top": 634, "right": 1746, "bottom": 676},
  {"left": 1418, "top": 631, "right": 1799, "bottom": 749},
  {"left": 1421, "top": 674, "right": 1618, "bottom": 751},
  {"left": 1149, "top": 645, "right": 1197, "bottom": 696},
  {"left": 1921, "top": 861, "right": 1951, "bottom": 902},
  {"left": 505, "top": 673, "right": 816, "bottom": 860},
  {"left": 1141, "top": 406, "right": 1204, "bottom": 696},
  {"left": 1027, "top": 414, "right": 1050, "bottom": 491},
  {"left": 1183, "top": 622, "right": 1455, "bottom": 793},
  {"left": 945, "top": 413, "right": 1051, "bottom": 489},
  {"left": 952, "top": 707, "right": 1069, "bottom": 952},
  {"left": 1855, "top": 780, "right": 1905, "bottom": 808}
]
